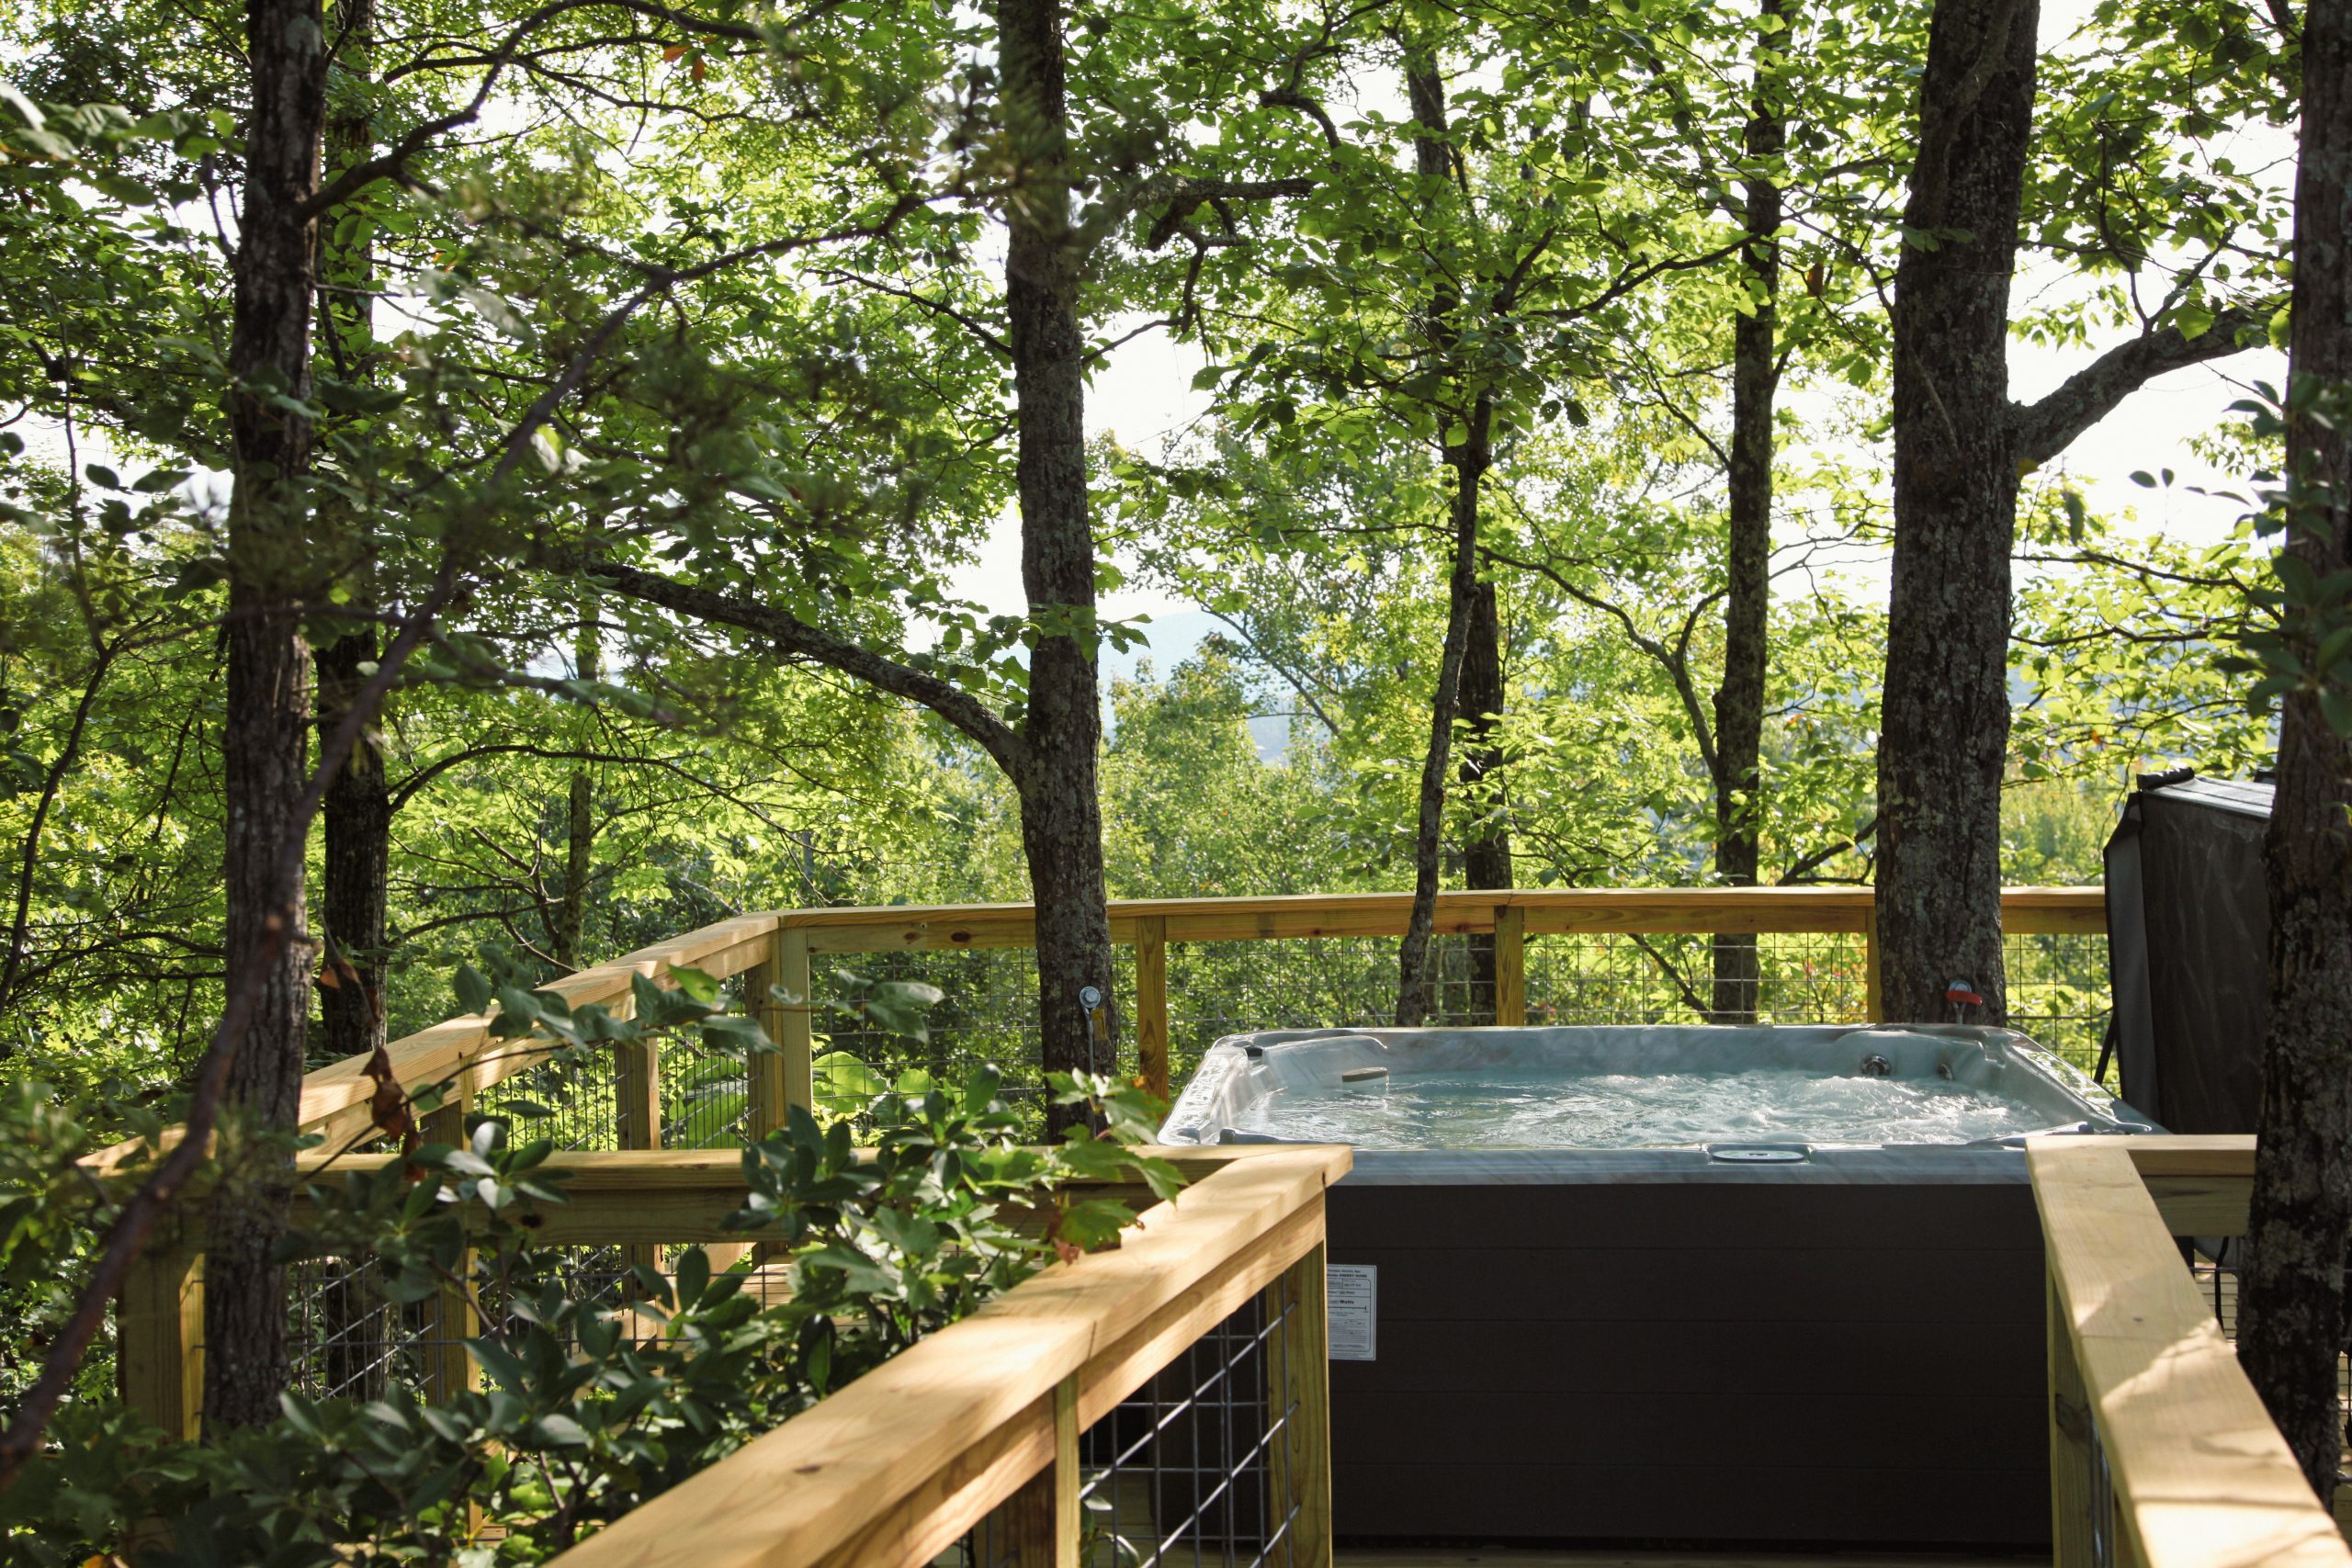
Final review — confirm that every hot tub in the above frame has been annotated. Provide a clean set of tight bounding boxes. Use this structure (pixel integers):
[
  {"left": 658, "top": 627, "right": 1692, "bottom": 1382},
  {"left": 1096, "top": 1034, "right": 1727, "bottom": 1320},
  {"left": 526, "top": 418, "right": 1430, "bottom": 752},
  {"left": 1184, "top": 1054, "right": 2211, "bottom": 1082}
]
[{"left": 1157, "top": 1023, "right": 2150, "bottom": 1550}]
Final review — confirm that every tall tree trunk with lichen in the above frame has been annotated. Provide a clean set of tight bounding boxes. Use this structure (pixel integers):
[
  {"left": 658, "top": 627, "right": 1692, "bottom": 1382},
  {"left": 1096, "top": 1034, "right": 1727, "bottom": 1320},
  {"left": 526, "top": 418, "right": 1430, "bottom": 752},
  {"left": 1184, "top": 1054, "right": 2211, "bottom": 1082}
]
[
  {"left": 1000, "top": 0, "right": 1118, "bottom": 1127},
  {"left": 1459, "top": 581, "right": 1510, "bottom": 1019},
  {"left": 2237, "top": 0, "right": 2352, "bottom": 1506},
  {"left": 207, "top": 0, "right": 327, "bottom": 1431},
  {"left": 1396, "top": 51, "right": 1487, "bottom": 1030},
  {"left": 315, "top": 0, "right": 386, "bottom": 1075},
  {"left": 1874, "top": 0, "right": 2038, "bottom": 1027},
  {"left": 556, "top": 606, "right": 598, "bottom": 968},
  {"left": 1712, "top": 0, "right": 1790, "bottom": 1023},
  {"left": 312, "top": 0, "right": 395, "bottom": 1399}
]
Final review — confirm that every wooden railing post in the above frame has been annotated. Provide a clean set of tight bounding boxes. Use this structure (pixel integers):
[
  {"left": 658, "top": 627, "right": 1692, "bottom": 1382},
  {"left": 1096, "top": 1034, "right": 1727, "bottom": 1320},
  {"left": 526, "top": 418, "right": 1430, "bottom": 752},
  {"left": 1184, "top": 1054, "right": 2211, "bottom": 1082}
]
[
  {"left": 1136, "top": 915, "right": 1169, "bottom": 1102},
  {"left": 616, "top": 1037, "right": 662, "bottom": 1275},
  {"left": 774, "top": 928, "right": 814, "bottom": 1118},
  {"left": 1272, "top": 1239, "right": 1332, "bottom": 1567},
  {"left": 119, "top": 1222, "right": 202, "bottom": 1439},
  {"left": 979, "top": 1373, "right": 1080, "bottom": 1566},
  {"left": 2047, "top": 1267, "right": 2098, "bottom": 1567},
  {"left": 1862, "top": 904, "right": 1883, "bottom": 1022},
  {"left": 1494, "top": 905, "right": 1526, "bottom": 1026},
  {"left": 746, "top": 928, "right": 788, "bottom": 1141},
  {"left": 422, "top": 1091, "right": 480, "bottom": 1401},
  {"left": 617, "top": 1039, "right": 661, "bottom": 1150}
]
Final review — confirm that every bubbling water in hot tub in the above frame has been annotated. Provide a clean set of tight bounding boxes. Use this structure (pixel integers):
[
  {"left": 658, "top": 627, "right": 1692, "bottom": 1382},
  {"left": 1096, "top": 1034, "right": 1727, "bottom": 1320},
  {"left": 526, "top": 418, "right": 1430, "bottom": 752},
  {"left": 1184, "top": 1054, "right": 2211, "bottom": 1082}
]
[
  {"left": 1159, "top": 1024, "right": 2147, "bottom": 1152},
  {"left": 1229, "top": 1065, "right": 2071, "bottom": 1149}
]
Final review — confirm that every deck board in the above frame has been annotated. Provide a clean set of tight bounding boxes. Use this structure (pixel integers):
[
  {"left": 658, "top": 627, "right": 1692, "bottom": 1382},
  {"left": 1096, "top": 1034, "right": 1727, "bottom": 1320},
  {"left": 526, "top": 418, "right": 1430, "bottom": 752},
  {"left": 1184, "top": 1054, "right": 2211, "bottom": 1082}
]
[{"left": 1338, "top": 1551, "right": 2042, "bottom": 1568}]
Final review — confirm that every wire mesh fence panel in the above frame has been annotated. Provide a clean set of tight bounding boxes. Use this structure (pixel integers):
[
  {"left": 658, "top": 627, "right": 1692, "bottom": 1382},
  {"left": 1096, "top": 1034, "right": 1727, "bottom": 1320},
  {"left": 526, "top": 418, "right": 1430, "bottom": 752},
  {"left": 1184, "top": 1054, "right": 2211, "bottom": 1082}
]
[
  {"left": 1159, "top": 934, "right": 1475, "bottom": 1088},
  {"left": 660, "top": 971, "right": 755, "bottom": 1148},
  {"left": 285, "top": 1254, "right": 453, "bottom": 1403},
  {"left": 776, "top": 919, "right": 2113, "bottom": 1125},
  {"left": 1071, "top": 1290, "right": 1304, "bottom": 1568},
  {"left": 476, "top": 1047, "right": 624, "bottom": 1151},
  {"left": 2087, "top": 1410, "right": 2120, "bottom": 1568},
  {"left": 1523, "top": 930, "right": 1873, "bottom": 1026},
  {"left": 2003, "top": 931, "right": 2109, "bottom": 1076},
  {"left": 285, "top": 1243, "right": 734, "bottom": 1407},
  {"left": 934, "top": 1283, "right": 1310, "bottom": 1568},
  {"left": 809, "top": 948, "right": 1047, "bottom": 1131}
]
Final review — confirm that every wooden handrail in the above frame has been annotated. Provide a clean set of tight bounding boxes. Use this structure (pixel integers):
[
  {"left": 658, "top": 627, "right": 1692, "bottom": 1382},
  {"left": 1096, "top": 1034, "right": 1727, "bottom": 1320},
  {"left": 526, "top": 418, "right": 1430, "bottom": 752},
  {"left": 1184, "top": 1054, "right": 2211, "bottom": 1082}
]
[
  {"left": 548, "top": 1143, "right": 1351, "bottom": 1568},
  {"left": 2106, "top": 1134, "right": 2260, "bottom": 1236},
  {"left": 115, "top": 1143, "right": 1339, "bottom": 1441},
  {"left": 277, "top": 1145, "right": 1289, "bottom": 1244},
  {"left": 94, "top": 884, "right": 2107, "bottom": 1173},
  {"left": 2031, "top": 1135, "right": 2350, "bottom": 1568},
  {"left": 775, "top": 883, "right": 2106, "bottom": 950}
]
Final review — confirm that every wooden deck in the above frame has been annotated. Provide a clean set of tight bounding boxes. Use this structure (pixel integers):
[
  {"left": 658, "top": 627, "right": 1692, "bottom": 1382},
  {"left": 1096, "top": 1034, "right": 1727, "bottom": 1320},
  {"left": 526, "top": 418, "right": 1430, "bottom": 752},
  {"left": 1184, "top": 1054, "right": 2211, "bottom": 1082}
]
[{"left": 1339, "top": 1551, "right": 2042, "bottom": 1567}]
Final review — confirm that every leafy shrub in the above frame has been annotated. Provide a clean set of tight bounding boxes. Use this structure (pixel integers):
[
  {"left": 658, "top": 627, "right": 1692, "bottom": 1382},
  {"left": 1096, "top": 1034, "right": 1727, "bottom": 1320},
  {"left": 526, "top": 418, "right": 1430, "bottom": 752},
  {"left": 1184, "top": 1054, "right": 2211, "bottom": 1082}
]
[{"left": 1, "top": 964, "right": 1178, "bottom": 1564}]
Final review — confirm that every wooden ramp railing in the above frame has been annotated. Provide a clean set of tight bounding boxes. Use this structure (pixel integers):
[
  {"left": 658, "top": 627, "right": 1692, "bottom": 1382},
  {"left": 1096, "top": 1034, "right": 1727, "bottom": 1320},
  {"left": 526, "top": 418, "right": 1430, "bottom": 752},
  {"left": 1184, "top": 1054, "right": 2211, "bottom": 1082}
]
[{"left": 2033, "top": 1135, "right": 2352, "bottom": 1568}]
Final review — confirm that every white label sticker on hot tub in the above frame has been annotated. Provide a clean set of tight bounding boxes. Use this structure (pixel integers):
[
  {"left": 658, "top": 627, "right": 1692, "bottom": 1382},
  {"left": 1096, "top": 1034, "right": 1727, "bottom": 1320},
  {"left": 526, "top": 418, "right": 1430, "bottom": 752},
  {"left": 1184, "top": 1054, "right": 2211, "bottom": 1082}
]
[{"left": 1327, "top": 1264, "right": 1375, "bottom": 1360}]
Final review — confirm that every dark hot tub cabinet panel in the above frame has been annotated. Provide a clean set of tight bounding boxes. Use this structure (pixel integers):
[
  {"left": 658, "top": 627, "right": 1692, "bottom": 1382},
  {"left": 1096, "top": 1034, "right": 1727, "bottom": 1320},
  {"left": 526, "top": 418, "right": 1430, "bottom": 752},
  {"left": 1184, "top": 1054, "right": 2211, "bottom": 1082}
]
[
  {"left": 2103, "top": 771, "right": 2272, "bottom": 1133},
  {"left": 1158, "top": 1024, "right": 2152, "bottom": 1550}
]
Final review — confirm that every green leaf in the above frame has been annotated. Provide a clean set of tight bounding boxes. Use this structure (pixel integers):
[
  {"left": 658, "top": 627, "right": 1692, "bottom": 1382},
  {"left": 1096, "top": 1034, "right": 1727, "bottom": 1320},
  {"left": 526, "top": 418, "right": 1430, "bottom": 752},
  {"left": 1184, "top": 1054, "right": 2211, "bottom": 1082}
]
[
  {"left": 2322, "top": 686, "right": 2352, "bottom": 739},
  {"left": 674, "top": 1242, "right": 711, "bottom": 1306},
  {"left": 669, "top": 964, "right": 721, "bottom": 1005},
  {"left": 1055, "top": 1197, "right": 1139, "bottom": 1252},
  {"left": 454, "top": 964, "right": 493, "bottom": 1015},
  {"left": 0, "top": 85, "right": 44, "bottom": 130},
  {"left": 533, "top": 1413, "right": 592, "bottom": 1447},
  {"left": 90, "top": 173, "right": 155, "bottom": 208}
]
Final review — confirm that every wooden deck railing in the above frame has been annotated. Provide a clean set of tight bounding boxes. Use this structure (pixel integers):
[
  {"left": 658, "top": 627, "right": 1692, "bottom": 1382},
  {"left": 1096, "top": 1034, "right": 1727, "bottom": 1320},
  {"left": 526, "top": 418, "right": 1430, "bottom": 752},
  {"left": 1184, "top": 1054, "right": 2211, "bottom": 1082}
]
[
  {"left": 526, "top": 1142, "right": 1349, "bottom": 1568},
  {"left": 2032, "top": 1135, "right": 2352, "bottom": 1568},
  {"left": 116, "top": 1142, "right": 1295, "bottom": 1441},
  {"left": 94, "top": 884, "right": 2109, "bottom": 1179},
  {"left": 105, "top": 886, "right": 2103, "bottom": 1459}
]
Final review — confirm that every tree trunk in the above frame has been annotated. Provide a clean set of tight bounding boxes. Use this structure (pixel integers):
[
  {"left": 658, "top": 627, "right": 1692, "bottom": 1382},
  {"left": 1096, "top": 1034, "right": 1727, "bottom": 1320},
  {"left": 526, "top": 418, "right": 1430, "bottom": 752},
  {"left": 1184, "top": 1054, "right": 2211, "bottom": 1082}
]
[
  {"left": 1396, "top": 51, "right": 1485, "bottom": 1030},
  {"left": 2236, "top": 0, "right": 2352, "bottom": 1507},
  {"left": 556, "top": 608, "right": 598, "bottom": 968},
  {"left": 316, "top": 636, "right": 387, "bottom": 1064},
  {"left": 314, "top": 623, "right": 389, "bottom": 1402},
  {"left": 1873, "top": 0, "right": 2037, "bottom": 1026},
  {"left": 1460, "top": 580, "right": 1511, "bottom": 1021},
  {"left": 207, "top": 0, "right": 327, "bottom": 1431},
  {"left": 1712, "top": 0, "right": 1790, "bottom": 1025},
  {"left": 1000, "top": 0, "right": 1116, "bottom": 1131},
  {"left": 311, "top": 0, "right": 391, "bottom": 1401},
  {"left": 315, "top": 0, "right": 386, "bottom": 1075}
]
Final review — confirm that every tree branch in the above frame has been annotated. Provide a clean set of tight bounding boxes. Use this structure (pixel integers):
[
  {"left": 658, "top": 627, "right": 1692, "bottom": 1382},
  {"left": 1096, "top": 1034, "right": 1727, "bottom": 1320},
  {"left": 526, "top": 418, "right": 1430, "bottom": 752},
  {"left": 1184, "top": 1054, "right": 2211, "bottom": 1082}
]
[
  {"left": 1144, "top": 177, "right": 1317, "bottom": 249},
  {"left": 1482, "top": 539, "right": 1719, "bottom": 777},
  {"left": 584, "top": 562, "right": 1029, "bottom": 776},
  {"left": 1259, "top": 87, "right": 1340, "bottom": 149},
  {"left": 810, "top": 267, "right": 1010, "bottom": 358},
  {"left": 1532, "top": 234, "right": 1751, "bottom": 326},
  {"left": 2008, "top": 306, "right": 2268, "bottom": 468},
  {"left": 1777, "top": 811, "right": 1878, "bottom": 884},
  {"left": 1628, "top": 931, "right": 1713, "bottom": 1020}
]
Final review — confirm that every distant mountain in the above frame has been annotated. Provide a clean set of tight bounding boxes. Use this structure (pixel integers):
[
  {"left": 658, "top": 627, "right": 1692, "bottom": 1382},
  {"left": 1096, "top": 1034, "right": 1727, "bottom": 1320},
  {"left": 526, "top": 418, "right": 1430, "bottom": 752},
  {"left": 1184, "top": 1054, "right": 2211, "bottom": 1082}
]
[
  {"left": 1098, "top": 607, "right": 1223, "bottom": 686},
  {"left": 1100, "top": 607, "right": 1290, "bottom": 761}
]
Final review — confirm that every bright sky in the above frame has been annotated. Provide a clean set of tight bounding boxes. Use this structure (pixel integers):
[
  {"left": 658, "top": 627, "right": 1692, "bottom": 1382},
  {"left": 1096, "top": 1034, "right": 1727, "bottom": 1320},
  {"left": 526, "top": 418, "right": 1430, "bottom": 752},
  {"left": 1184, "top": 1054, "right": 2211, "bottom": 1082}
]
[
  {"left": 953, "top": 1, "right": 2294, "bottom": 667},
  {"left": 946, "top": 284, "right": 2288, "bottom": 672}
]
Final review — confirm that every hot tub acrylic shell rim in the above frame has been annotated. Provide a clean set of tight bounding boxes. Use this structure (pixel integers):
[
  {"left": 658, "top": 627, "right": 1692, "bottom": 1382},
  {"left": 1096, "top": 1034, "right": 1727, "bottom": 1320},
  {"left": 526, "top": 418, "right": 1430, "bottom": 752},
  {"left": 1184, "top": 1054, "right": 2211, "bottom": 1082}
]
[{"left": 1153, "top": 1021, "right": 2152, "bottom": 1163}]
